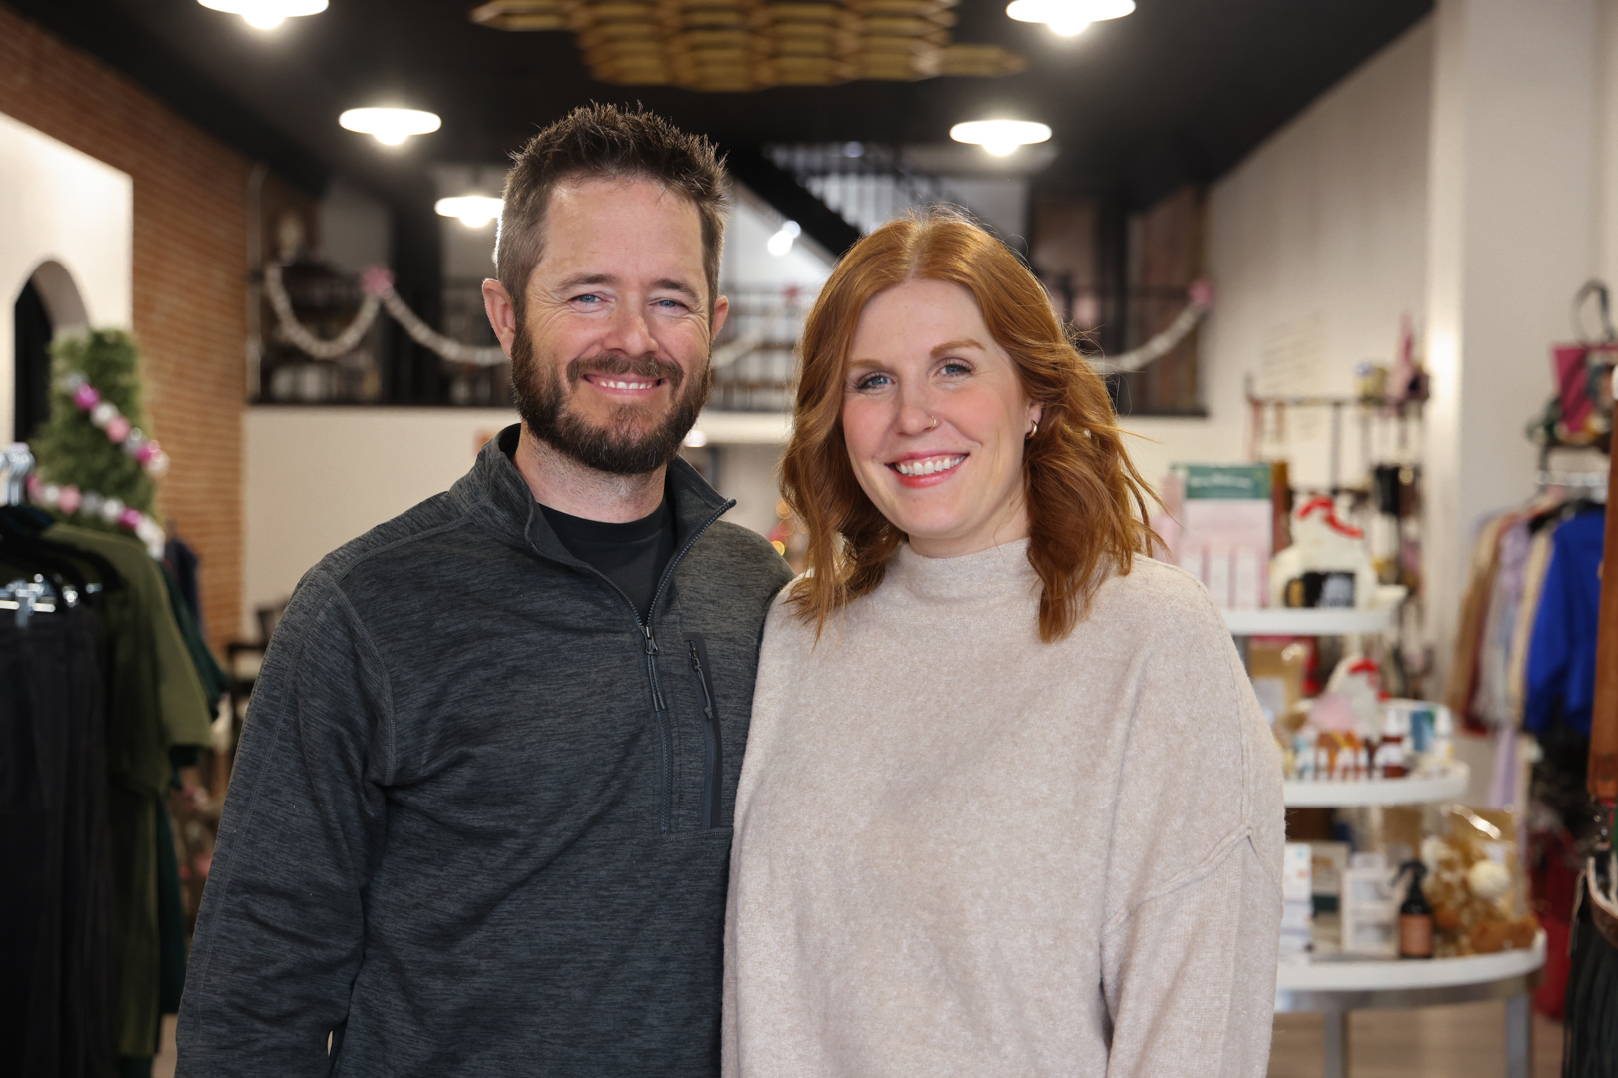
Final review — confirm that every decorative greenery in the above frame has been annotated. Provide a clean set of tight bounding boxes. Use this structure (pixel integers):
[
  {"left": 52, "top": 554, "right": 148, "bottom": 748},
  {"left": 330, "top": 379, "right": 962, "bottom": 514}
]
[{"left": 30, "top": 329, "right": 159, "bottom": 526}]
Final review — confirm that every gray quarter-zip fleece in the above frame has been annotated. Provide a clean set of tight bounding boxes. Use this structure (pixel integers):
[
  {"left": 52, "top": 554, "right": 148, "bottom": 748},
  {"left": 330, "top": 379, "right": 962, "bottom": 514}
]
[{"left": 176, "top": 427, "right": 793, "bottom": 1077}]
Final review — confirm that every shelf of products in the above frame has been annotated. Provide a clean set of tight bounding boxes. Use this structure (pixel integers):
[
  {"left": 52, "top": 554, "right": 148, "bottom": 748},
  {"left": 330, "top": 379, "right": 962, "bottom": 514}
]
[
  {"left": 1282, "top": 764, "right": 1469, "bottom": 808},
  {"left": 1223, "top": 605, "right": 1397, "bottom": 637},
  {"left": 1276, "top": 929, "right": 1544, "bottom": 993}
]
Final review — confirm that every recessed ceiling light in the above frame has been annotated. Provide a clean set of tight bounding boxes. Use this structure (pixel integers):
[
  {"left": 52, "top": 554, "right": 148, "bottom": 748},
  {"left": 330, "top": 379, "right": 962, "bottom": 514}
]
[
  {"left": 435, "top": 196, "right": 504, "bottom": 228},
  {"left": 197, "top": 0, "right": 328, "bottom": 31},
  {"left": 949, "top": 120, "right": 1052, "bottom": 157},
  {"left": 339, "top": 108, "right": 442, "bottom": 147},
  {"left": 1006, "top": 0, "right": 1134, "bottom": 37}
]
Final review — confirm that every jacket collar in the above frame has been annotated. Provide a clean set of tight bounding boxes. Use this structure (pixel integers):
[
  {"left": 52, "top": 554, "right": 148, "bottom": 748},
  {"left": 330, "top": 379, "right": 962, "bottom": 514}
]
[{"left": 453, "top": 423, "right": 733, "bottom": 568}]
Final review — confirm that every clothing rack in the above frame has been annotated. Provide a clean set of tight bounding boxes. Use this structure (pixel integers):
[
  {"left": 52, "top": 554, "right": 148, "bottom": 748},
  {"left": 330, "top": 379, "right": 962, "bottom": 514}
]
[{"left": 1, "top": 442, "right": 71, "bottom": 626}]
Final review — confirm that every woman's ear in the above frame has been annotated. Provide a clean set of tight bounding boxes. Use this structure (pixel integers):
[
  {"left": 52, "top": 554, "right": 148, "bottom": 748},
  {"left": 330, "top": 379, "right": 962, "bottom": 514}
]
[{"left": 1027, "top": 400, "right": 1044, "bottom": 437}]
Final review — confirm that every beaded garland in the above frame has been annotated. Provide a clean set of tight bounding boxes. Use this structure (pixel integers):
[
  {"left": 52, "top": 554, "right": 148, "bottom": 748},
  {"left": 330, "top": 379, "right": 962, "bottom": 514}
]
[
  {"left": 61, "top": 371, "right": 170, "bottom": 478},
  {"left": 25, "top": 472, "right": 167, "bottom": 558}
]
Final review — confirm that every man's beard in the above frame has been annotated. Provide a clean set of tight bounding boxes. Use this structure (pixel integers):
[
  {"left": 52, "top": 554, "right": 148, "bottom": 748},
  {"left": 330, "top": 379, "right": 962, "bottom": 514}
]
[{"left": 509, "top": 328, "right": 711, "bottom": 476}]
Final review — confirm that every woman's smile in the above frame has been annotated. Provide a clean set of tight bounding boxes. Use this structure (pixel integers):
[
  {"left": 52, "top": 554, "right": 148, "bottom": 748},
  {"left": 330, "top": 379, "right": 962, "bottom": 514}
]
[{"left": 888, "top": 453, "right": 968, "bottom": 485}]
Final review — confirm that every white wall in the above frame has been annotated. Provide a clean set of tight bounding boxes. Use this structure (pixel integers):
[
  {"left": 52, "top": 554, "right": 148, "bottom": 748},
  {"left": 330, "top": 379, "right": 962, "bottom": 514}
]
[
  {"left": 1423, "top": 0, "right": 1603, "bottom": 695},
  {"left": 1121, "top": 18, "right": 1434, "bottom": 491},
  {"left": 0, "top": 111, "right": 134, "bottom": 441}
]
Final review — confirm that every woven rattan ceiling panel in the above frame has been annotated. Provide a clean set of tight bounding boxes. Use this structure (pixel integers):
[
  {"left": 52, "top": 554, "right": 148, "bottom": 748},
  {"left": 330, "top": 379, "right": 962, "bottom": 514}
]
[{"left": 469, "top": 0, "right": 1025, "bottom": 91}]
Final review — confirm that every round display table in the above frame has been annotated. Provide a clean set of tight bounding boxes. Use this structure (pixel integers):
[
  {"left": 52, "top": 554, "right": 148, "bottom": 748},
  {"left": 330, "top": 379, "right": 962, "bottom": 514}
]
[{"left": 1275, "top": 933, "right": 1545, "bottom": 1078}]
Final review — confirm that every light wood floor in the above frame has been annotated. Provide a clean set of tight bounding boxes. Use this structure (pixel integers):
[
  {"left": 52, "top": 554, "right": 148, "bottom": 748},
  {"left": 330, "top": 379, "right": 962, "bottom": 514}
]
[
  {"left": 153, "top": 1007, "right": 1564, "bottom": 1077},
  {"left": 1270, "top": 1005, "right": 1563, "bottom": 1078}
]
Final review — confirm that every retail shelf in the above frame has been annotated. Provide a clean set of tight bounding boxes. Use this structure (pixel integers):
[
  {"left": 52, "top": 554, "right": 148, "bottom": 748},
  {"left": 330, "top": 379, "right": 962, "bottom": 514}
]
[
  {"left": 1223, "top": 606, "right": 1398, "bottom": 636},
  {"left": 1276, "top": 930, "right": 1544, "bottom": 993},
  {"left": 1281, "top": 764, "right": 1470, "bottom": 808}
]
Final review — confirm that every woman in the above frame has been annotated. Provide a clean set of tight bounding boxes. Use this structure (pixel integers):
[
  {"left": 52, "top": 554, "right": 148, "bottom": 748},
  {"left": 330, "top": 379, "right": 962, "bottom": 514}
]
[{"left": 723, "top": 210, "right": 1283, "bottom": 1078}]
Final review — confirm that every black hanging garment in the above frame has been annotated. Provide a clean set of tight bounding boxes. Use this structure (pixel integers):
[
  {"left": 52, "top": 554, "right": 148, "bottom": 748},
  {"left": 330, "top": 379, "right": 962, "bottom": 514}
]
[{"left": 0, "top": 603, "right": 115, "bottom": 1078}]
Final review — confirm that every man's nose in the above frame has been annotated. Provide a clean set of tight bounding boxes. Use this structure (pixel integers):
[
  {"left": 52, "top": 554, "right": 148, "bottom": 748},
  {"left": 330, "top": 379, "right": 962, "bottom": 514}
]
[{"left": 599, "top": 301, "right": 656, "bottom": 358}]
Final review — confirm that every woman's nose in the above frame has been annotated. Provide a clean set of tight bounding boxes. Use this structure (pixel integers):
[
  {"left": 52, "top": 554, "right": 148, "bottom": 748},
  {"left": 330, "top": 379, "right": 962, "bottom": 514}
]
[{"left": 894, "top": 384, "right": 937, "bottom": 436}]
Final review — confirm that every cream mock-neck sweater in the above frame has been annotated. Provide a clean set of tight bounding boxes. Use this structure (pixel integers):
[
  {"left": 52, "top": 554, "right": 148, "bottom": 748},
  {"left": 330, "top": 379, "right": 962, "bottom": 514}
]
[{"left": 723, "top": 540, "right": 1284, "bottom": 1078}]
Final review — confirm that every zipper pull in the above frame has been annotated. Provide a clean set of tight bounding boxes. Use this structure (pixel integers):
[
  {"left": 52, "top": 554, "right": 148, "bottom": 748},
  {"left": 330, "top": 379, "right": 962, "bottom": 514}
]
[
  {"left": 689, "top": 640, "right": 703, "bottom": 672},
  {"left": 642, "top": 624, "right": 658, "bottom": 655}
]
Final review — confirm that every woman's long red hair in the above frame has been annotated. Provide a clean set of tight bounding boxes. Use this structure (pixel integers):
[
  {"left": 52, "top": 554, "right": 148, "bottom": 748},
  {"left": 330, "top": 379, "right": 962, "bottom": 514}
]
[{"left": 780, "top": 209, "right": 1161, "bottom": 643}]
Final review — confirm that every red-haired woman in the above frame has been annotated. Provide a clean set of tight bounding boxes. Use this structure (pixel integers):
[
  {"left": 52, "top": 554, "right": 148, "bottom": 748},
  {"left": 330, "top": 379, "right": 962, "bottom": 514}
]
[{"left": 722, "top": 210, "right": 1283, "bottom": 1078}]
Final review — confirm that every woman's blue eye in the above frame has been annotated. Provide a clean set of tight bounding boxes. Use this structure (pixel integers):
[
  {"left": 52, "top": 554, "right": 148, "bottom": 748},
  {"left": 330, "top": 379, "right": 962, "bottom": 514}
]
[
  {"left": 941, "top": 361, "right": 972, "bottom": 376},
  {"left": 854, "top": 373, "right": 891, "bottom": 391}
]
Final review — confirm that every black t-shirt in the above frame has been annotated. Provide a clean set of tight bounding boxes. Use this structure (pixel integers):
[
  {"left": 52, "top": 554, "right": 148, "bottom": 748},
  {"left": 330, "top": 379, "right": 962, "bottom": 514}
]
[{"left": 539, "top": 498, "right": 677, "bottom": 622}]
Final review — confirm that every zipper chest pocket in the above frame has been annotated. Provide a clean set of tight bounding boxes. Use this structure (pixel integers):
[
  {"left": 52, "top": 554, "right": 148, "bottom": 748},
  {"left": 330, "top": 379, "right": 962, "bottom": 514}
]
[{"left": 687, "top": 637, "right": 723, "bottom": 829}]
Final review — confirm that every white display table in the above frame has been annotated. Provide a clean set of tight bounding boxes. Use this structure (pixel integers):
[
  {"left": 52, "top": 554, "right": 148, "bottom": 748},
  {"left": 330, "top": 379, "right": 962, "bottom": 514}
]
[
  {"left": 1274, "top": 933, "right": 1545, "bottom": 1078},
  {"left": 1220, "top": 605, "right": 1542, "bottom": 1078},
  {"left": 1282, "top": 765, "right": 1470, "bottom": 808},
  {"left": 1223, "top": 606, "right": 1399, "bottom": 636}
]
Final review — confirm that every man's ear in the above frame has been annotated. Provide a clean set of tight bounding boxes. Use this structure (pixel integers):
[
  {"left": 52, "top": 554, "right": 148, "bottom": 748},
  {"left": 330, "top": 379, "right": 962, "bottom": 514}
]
[
  {"left": 482, "top": 278, "right": 519, "bottom": 357},
  {"left": 710, "top": 294, "right": 730, "bottom": 341}
]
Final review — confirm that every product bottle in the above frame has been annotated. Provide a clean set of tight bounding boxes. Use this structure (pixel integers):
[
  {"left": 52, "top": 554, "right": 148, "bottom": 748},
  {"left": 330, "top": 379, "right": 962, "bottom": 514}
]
[
  {"left": 1379, "top": 709, "right": 1409, "bottom": 779},
  {"left": 1397, "top": 861, "right": 1433, "bottom": 959}
]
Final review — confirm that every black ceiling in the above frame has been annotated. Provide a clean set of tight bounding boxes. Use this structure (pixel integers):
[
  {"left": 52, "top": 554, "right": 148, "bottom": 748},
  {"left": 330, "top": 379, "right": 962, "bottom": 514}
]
[{"left": 9, "top": 0, "right": 1431, "bottom": 214}]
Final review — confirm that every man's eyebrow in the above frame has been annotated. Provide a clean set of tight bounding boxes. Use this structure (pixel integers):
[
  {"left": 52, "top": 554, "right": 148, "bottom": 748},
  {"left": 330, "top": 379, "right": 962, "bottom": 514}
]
[
  {"left": 556, "top": 272, "right": 616, "bottom": 292},
  {"left": 652, "top": 277, "right": 702, "bottom": 303},
  {"left": 930, "top": 338, "right": 985, "bottom": 357}
]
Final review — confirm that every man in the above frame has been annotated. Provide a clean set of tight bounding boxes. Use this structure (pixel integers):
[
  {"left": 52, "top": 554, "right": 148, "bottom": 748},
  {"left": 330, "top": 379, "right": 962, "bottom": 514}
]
[{"left": 177, "top": 105, "right": 792, "bottom": 1076}]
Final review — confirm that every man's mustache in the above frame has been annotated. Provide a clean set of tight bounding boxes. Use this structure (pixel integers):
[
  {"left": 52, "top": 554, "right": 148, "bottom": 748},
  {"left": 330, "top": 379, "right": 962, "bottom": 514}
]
[{"left": 566, "top": 353, "right": 685, "bottom": 390}]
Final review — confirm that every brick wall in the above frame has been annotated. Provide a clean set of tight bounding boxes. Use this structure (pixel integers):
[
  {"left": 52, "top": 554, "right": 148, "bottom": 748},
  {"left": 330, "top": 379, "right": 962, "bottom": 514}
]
[{"left": 0, "top": 2, "right": 249, "bottom": 652}]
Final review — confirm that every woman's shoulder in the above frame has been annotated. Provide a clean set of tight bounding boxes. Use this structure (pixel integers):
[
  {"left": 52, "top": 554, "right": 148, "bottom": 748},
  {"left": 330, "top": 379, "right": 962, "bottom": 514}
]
[{"left": 1085, "top": 555, "right": 1226, "bottom": 640}]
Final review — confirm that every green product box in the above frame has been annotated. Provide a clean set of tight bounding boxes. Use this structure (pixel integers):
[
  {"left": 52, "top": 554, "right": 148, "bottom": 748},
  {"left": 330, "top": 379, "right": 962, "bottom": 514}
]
[{"left": 1172, "top": 463, "right": 1271, "bottom": 501}]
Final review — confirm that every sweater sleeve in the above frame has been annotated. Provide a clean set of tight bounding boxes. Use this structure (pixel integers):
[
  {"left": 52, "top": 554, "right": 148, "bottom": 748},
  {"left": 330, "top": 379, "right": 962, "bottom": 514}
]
[
  {"left": 176, "top": 569, "right": 393, "bottom": 1077},
  {"left": 1098, "top": 570, "right": 1284, "bottom": 1078}
]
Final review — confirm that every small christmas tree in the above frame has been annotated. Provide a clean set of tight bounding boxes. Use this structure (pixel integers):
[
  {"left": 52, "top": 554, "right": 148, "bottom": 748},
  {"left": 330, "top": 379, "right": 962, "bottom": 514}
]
[{"left": 29, "top": 329, "right": 166, "bottom": 543}]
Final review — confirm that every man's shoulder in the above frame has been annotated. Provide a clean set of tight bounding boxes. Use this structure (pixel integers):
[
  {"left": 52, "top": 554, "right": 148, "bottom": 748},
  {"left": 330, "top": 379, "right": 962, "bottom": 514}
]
[
  {"left": 306, "top": 490, "right": 479, "bottom": 593},
  {"left": 687, "top": 518, "right": 794, "bottom": 592}
]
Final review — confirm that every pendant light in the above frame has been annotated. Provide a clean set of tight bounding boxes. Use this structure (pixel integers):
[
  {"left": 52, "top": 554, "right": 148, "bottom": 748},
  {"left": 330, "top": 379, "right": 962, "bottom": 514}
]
[
  {"left": 949, "top": 120, "right": 1052, "bottom": 158},
  {"left": 435, "top": 196, "right": 504, "bottom": 228},
  {"left": 338, "top": 108, "right": 443, "bottom": 147},
  {"left": 1005, "top": 0, "right": 1134, "bottom": 38},
  {"left": 197, "top": 0, "right": 328, "bottom": 31}
]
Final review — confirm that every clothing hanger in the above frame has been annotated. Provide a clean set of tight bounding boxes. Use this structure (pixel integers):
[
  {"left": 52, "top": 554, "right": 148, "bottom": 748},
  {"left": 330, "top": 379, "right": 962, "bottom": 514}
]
[{"left": 0, "top": 444, "right": 116, "bottom": 595}]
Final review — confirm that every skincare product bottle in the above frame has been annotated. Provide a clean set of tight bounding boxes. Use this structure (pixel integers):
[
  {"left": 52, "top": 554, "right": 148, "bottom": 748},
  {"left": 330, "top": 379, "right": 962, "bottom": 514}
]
[
  {"left": 1378, "top": 710, "right": 1409, "bottom": 779},
  {"left": 1397, "top": 860, "right": 1433, "bottom": 959}
]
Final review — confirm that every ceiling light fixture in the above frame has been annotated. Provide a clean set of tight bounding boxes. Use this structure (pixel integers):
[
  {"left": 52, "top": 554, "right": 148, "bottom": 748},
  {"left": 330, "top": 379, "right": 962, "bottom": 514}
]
[
  {"left": 197, "top": 0, "right": 328, "bottom": 31},
  {"left": 949, "top": 120, "right": 1052, "bottom": 158},
  {"left": 767, "top": 221, "right": 801, "bottom": 257},
  {"left": 1005, "top": 0, "right": 1134, "bottom": 38},
  {"left": 339, "top": 108, "right": 442, "bottom": 147},
  {"left": 435, "top": 196, "right": 504, "bottom": 228}
]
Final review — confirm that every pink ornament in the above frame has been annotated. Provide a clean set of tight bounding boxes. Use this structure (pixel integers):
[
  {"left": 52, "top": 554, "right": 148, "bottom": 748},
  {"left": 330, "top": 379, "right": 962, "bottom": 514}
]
[
  {"left": 361, "top": 265, "right": 396, "bottom": 297},
  {"left": 73, "top": 384, "right": 100, "bottom": 411},
  {"left": 117, "top": 507, "right": 144, "bottom": 531},
  {"left": 57, "top": 486, "right": 81, "bottom": 515},
  {"left": 106, "top": 415, "right": 132, "bottom": 443},
  {"left": 134, "top": 442, "right": 157, "bottom": 464},
  {"left": 25, "top": 474, "right": 43, "bottom": 499}
]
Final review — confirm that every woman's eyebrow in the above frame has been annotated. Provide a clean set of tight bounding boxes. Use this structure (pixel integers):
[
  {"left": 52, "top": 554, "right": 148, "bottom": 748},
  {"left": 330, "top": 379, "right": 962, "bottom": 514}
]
[{"left": 929, "top": 338, "right": 984, "bottom": 357}]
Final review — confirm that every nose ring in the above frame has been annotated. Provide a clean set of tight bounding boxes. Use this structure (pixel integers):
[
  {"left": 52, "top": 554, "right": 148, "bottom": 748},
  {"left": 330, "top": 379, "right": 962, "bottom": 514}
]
[{"left": 926, "top": 415, "right": 939, "bottom": 431}]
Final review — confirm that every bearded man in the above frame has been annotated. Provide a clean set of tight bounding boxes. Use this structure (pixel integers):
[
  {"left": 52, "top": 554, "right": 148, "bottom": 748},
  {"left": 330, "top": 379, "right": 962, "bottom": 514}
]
[{"left": 177, "top": 105, "right": 791, "bottom": 1077}]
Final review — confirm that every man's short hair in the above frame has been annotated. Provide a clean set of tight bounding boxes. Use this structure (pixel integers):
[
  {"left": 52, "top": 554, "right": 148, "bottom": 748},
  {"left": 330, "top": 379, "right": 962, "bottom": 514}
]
[{"left": 496, "top": 104, "right": 728, "bottom": 321}]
